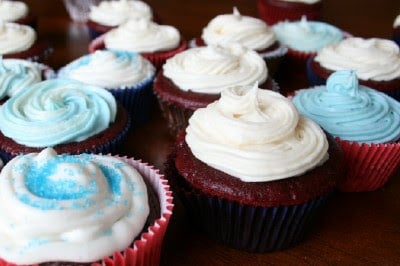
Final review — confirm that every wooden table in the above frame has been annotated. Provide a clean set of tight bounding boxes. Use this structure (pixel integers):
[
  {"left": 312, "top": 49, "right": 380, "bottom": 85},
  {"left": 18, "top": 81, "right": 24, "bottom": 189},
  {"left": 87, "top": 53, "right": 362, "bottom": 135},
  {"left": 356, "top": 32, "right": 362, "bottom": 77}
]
[{"left": 25, "top": 0, "right": 400, "bottom": 265}]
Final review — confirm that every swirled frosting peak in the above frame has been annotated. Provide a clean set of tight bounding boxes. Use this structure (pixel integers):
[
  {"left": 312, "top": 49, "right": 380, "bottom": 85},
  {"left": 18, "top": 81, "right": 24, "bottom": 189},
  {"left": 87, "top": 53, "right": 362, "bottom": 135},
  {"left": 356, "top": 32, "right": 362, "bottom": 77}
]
[
  {"left": 315, "top": 37, "right": 400, "bottom": 81},
  {"left": 394, "top": 14, "right": 400, "bottom": 28},
  {"left": 292, "top": 70, "right": 400, "bottom": 143},
  {"left": 89, "top": 0, "right": 152, "bottom": 27},
  {"left": 163, "top": 43, "right": 268, "bottom": 94},
  {"left": 58, "top": 50, "right": 155, "bottom": 88},
  {"left": 186, "top": 84, "right": 329, "bottom": 182},
  {"left": 0, "top": 79, "right": 117, "bottom": 147},
  {"left": 0, "top": 148, "right": 149, "bottom": 264},
  {"left": 0, "top": 0, "right": 28, "bottom": 22},
  {"left": 104, "top": 19, "right": 181, "bottom": 53},
  {"left": 0, "top": 22, "right": 36, "bottom": 54},
  {"left": 272, "top": 16, "right": 343, "bottom": 52},
  {"left": 0, "top": 58, "right": 44, "bottom": 99},
  {"left": 201, "top": 7, "right": 276, "bottom": 51}
]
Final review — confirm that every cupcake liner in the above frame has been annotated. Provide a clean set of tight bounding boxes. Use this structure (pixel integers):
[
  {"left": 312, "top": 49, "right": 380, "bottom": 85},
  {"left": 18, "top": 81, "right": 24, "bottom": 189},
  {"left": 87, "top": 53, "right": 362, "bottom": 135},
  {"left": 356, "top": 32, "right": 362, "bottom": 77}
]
[
  {"left": 306, "top": 56, "right": 326, "bottom": 86},
  {"left": 0, "top": 156, "right": 174, "bottom": 266},
  {"left": 167, "top": 156, "right": 332, "bottom": 252},
  {"left": 86, "top": 20, "right": 115, "bottom": 40},
  {"left": 257, "top": 0, "right": 322, "bottom": 25},
  {"left": 335, "top": 138, "right": 400, "bottom": 192}
]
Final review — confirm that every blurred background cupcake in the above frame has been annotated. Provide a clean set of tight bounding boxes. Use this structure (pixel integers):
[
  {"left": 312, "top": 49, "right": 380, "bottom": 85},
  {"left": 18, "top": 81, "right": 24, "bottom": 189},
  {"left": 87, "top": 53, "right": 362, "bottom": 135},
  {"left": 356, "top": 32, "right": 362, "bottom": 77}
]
[
  {"left": 153, "top": 43, "right": 277, "bottom": 136},
  {"left": 89, "top": 19, "right": 188, "bottom": 69},
  {"left": 307, "top": 37, "right": 400, "bottom": 101},
  {"left": 292, "top": 70, "right": 400, "bottom": 192},
  {"left": 86, "top": 0, "right": 154, "bottom": 39},
  {"left": 257, "top": 0, "right": 322, "bottom": 25},
  {"left": 191, "top": 7, "right": 287, "bottom": 76},
  {"left": 58, "top": 49, "right": 156, "bottom": 128},
  {"left": 392, "top": 14, "right": 400, "bottom": 47},
  {"left": 165, "top": 84, "right": 343, "bottom": 252},
  {"left": 0, "top": 0, "right": 37, "bottom": 29},
  {"left": 0, "top": 79, "right": 131, "bottom": 162},
  {"left": 0, "top": 148, "right": 173, "bottom": 266}
]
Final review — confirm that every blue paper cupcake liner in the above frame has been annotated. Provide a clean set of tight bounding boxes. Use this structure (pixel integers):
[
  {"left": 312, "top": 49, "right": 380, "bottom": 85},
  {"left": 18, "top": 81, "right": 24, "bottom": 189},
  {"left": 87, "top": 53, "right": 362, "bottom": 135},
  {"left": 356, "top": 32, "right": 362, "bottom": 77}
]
[{"left": 88, "top": 28, "right": 103, "bottom": 40}]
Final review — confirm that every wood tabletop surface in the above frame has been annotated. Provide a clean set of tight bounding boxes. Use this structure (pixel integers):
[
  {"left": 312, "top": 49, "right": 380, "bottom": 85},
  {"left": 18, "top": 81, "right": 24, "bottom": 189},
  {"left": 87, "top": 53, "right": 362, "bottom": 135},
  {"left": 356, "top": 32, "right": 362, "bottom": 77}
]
[{"left": 24, "top": 0, "right": 400, "bottom": 265}]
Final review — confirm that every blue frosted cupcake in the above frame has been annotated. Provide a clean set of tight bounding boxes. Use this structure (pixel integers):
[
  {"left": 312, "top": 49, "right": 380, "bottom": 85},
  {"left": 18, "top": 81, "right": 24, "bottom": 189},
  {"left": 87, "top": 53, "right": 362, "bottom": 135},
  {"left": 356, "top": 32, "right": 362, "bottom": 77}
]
[
  {"left": 0, "top": 79, "right": 131, "bottom": 162},
  {"left": 292, "top": 70, "right": 400, "bottom": 192},
  {"left": 58, "top": 49, "right": 155, "bottom": 128}
]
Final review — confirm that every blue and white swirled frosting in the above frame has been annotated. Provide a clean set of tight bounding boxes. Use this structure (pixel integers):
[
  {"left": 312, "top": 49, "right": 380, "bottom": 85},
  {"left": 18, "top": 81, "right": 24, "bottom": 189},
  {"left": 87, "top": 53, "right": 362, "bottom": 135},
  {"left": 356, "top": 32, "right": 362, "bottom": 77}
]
[
  {"left": 0, "top": 79, "right": 117, "bottom": 147},
  {"left": 0, "top": 148, "right": 149, "bottom": 264},
  {"left": 292, "top": 70, "right": 400, "bottom": 143},
  {"left": 58, "top": 50, "right": 155, "bottom": 89}
]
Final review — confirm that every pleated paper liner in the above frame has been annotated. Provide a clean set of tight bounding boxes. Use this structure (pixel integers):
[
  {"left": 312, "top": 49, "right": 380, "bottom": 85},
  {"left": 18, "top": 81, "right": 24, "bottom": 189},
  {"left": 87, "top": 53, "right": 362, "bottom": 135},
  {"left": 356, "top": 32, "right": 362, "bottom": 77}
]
[
  {"left": 335, "top": 138, "right": 400, "bottom": 192},
  {"left": 0, "top": 156, "right": 174, "bottom": 266}
]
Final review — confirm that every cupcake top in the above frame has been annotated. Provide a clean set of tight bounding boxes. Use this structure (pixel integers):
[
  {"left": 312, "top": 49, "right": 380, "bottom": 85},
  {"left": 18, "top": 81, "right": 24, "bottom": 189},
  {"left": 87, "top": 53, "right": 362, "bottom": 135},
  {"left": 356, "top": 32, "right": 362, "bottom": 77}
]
[
  {"left": 0, "top": 147, "right": 149, "bottom": 264},
  {"left": 394, "top": 14, "right": 400, "bottom": 28},
  {"left": 58, "top": 50, "right": 155, "bottom": 88},
  {"left": 0, "top": 58, "right": 50, "bottom": 99},
  {"left": 272, "top": 16, "right": 343, "bottom": 52},
  {"left": 163, "top": 43, "right": 268, "bottom": 94},
  {"left": 88, "top": 0, "right": 152, "bottom": 27},
  {"left": 0, "top": 22, "right": 36, "bottom": 54},
  {"left": 292, "top": 70, "right": 400, "bottom": 144},
  {"left": 314, "top": 37, "right": 400, "bottom": 81},
  {"left": 186, "top": 84, "right": 329, "bottom": 182},
  {"left": 0, "top": 79, "right": 117, "bottom": 148},
  {"left": 201, "top": 7, "right": 276, "bottom": 51},
  {"left": 104, "top": 19, "right": 181, "bottom": 53},
  {"left": 0, "top": 0, "right": 28, "bottom": 22}
]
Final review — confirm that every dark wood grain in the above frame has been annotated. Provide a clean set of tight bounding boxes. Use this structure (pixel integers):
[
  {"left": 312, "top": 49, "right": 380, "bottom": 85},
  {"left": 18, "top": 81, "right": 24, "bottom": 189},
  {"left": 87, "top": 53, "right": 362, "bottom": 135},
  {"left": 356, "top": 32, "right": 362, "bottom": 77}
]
[{"left": 24, "top": 0, "right": 400, "bottom": 265}]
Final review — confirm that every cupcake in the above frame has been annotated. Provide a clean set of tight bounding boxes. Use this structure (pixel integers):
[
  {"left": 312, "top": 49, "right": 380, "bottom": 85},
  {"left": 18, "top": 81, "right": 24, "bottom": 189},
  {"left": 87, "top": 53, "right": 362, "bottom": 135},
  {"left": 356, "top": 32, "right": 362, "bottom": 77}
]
[
  {"left": 165, "top": 84, "right": 343, "bottom": 252},
  {"left": 257, "top": 0, "right": 322, "bottom": 25},
  {"left": 0, "top": 58, "right": 55, "bottom": 102},
  {"left": 307, "top": 37, "right": 400, "bottom": 100},
  {"left": 0, "top": 22, "right": 51, "bottom": 62},
  {"left": 153, "top": 43, "right": 278, "bottom": 136},
  {"left": 0, "top": 79, "right": 131, "bottom": 162},
  {"left": 191, "top": 7, "right": 288, "bottom": 76},
  {"left": 0, "top": 147, "right": 173, "bottom": 265},
  {"left": 58, "top": 49, "right": 156, "bottom": 127},
  {"left": 292, "top": 70, "right": 400, "bottom": 192},
  {"left": 86, "top": 0, "right": 153, "bottom": 39},
  {"left": 393, "top": 14, "right": 400, "bottom": 47},
  {"left": 0, "top": 0, "right": 37, "bottom": 28},
  {"left": 88, "top": 19, "right": 188, "bottom": 69}
]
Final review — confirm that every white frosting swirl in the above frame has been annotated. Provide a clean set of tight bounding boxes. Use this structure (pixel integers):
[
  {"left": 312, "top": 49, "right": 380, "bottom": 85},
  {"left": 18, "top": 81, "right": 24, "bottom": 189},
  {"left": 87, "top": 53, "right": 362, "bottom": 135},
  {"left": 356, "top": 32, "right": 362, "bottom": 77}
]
[
  {"left": 88, "top": 0, "right": 152, "bottom": 27},
  {"left": 58, "top": 50, "right": 155, "bottom": 88},
  {"left": 315, "top": 37, "right": 400, "bottom": 81},
  {"left": 186, "top": 84, "right": 329, "bottom": 182},
  {"left": 0, "top": 22, "right": 36, "bottom": 54},
  {"left": 0, "top": 0, "right": 28, "bottom": 22},
  {"left": 394, "top": 14, "right": 400, "bottom": 28},
  {"left": 0, "top": 148, "right": 149, "bottom": 264},
  {"left": 163, "top": 44, "right": 268, "bottom": 94},
  {"left": 202, "top": 7, "right": 276, "bottom": 51},
  {"left": 104, "top": 19, "right": 180, "bottom": 53}
]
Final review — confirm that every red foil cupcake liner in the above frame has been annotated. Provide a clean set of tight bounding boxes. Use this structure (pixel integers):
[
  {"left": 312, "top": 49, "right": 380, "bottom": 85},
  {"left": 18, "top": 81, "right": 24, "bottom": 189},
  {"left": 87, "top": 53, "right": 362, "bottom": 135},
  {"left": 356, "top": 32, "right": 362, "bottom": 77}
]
[
  {"left": 335, "top": 138, "right": 400, "bottom": 192},
  {"left": 0, "top": 156, "right": 174, "bottom": 266},
  {"left": 88, "top": 34, "right": 188, "bottom": 70}
]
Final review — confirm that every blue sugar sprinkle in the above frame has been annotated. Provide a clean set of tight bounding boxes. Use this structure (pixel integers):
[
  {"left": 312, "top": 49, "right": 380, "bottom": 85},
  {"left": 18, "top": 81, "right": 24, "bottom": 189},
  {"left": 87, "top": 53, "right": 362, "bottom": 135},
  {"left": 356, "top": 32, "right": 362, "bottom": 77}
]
[
  {"left": 98, "top": 164, "right": 122, "bottom": 195},
  {"left": 18, "top": 193, "right": 62, "bottom": 210},
  {"left": 101, "top": 228, "right": 112, "bottom": 236}
]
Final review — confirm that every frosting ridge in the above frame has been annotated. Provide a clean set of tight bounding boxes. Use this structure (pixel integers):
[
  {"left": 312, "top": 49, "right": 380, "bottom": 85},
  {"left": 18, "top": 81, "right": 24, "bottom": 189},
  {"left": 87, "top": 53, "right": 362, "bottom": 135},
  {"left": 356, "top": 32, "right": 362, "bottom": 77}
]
[
  {"left": 0, "top": 0, "right": 28, "bottom": 22},
  {"left": 0, "top": 22, "right": 36, "bottom": 54}
]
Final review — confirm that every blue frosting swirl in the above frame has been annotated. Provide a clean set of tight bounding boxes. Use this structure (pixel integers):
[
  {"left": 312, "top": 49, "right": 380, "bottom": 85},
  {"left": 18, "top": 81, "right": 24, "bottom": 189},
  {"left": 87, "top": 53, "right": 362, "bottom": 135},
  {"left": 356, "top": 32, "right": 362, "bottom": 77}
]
[
  {"left": 0, "top": 79, "right": 117, "bottom": 147},
  {"left": 292, "top": 70, "right": 400, "bottom": 143}
]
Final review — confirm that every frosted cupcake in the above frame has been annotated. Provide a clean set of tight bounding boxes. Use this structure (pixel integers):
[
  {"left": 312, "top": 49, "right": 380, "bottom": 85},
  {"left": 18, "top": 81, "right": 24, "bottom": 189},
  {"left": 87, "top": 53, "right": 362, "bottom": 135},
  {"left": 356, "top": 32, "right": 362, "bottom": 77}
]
[
  {"left": 0, "top": 79, "right": 131, "bottom": 162},
  {"left": 153, "top": 43, "right": 278, "bottom": 135},
  {"left": 0, "top": 148, "right": 173, "bottom": 265},
  {"left": 165, "top": 84, "right": 343, "bottom": 252},
  {"left": 0, "top": 0, "right": 37, "bottom": 28},
  {"left": 292, "top": 70, "right": 400, "bottom": 192},
  {"left": 393, "top": 14, "right": 400, "bottom": 47},
  {"left": 0, "top": 22, "right": 51, "bottom": 62},
  {"left": 307, "top": 37, "right": 400, "bottom": 100},
  {"left": 58, "top": 49, "right": 155, "bottom": 127},
  {"left": 86, "top": 0, "right": 153, "bottom": 39},
  {"left": 192, "top": 7, "right": 287, "bottom": 76},
  {"left": 257, "top": 0, "right": 322, "bottom": 25},
  {"left": 89, "top": 19, "right": 188, "bottom": 69},
  {"left": 0, "top": 58, "right": 55, "bottom": 102}
]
